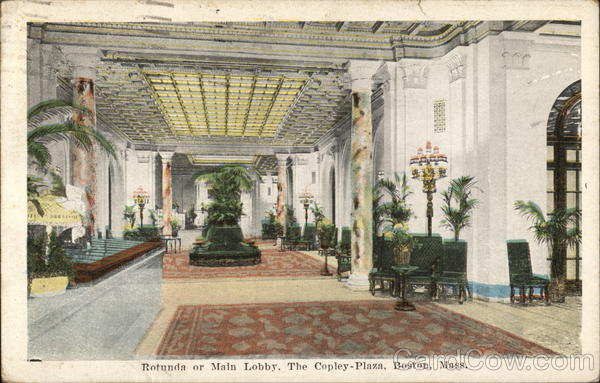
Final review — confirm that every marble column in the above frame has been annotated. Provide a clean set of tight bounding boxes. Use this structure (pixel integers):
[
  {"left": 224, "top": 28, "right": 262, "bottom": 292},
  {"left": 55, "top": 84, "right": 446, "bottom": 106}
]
[
  {"left": 70, "top": 61, "right": 97, "bottom": 239},
  {"left": 346, "top": 60, "right": 381, "bottom": 290},
  {"left": 275, "top": 155, "right": 288, "bottom": 234},
  {"left": 160, "top": 152, "right": 174, "bottom": 236}
]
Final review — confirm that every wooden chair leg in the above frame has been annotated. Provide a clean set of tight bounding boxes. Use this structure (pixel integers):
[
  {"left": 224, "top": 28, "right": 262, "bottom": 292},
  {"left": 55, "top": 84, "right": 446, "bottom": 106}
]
[{"left": 544, "top": 284, "right": 551, "bottom": 305}]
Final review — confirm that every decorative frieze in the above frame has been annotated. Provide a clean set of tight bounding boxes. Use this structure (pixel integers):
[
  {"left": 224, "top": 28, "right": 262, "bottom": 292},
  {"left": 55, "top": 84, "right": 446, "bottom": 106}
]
[{"left": 501, "top": 39, "right": 532, "bottom": 70}]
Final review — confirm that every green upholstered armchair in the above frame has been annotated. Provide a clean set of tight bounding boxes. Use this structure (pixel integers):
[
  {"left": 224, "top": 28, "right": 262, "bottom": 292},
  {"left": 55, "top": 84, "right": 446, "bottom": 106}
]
[
  {"left": 283, "top": 225, "right": 301, "bottom": 250},
  {"left": 506, "top": 240, "right": 550, "bottom": 305},
  {"left": 336, "top": 227, "right": 351, "bottom": 256},
  {"left": 335, "top": 227, "right": 351, "bottom": 281},
  {"left": 435, "top": 239, "right": 471, "bottom": 303},
  {"left": 297, "top": 224, "right": 316, "bottom": 250},
  {"left": 368, "top": 236, "right": 396, "bottom": 296},
  {"left": 405, "top": 233, "right": 443, "bottom": 298}
]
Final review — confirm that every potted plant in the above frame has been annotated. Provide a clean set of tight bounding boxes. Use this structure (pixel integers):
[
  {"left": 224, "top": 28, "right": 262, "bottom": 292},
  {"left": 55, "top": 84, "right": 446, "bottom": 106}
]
[
  {"left": 262, "top": 209, "right": 278, "bottom": 239},
  {"left": 384, "top": 224, "right": 420, "bottom": 265},
  {"left": 310, "top": 202, "right": 325, "bottom": 231},
  {"left": 123, "top": 205, "right": 135, "bottom": 230},
  {"left": 28, "top": 229, "right": 74, "bottom": 297},
  {"left": 378, "top": 172, "right": 413, "bottom": 228},
  {"left": 514, "top": 200, "right": 581, "bottom": 302},
  {"left": 189, "top": 166, "right": 261, "bottom": 266},
  {"left": 317, "top": 218, "right": 336, "bottom": 249},
  {"left": 187, "top": 207, "right": 197, "bottom": 229},
  {"left": 285, "top": 203, "right": 298, "bottom": 232},
  {"left": 148, "top": 209, "right": 157, "bottom": 227},
  {"left": 170, "top": 216, "right": 181, "bottom": 237},
  {"left": 440, "top": 176, "right": 480, "bottom": 241}
]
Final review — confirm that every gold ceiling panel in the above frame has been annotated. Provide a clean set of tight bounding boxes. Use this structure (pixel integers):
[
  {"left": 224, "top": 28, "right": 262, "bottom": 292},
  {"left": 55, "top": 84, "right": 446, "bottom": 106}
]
[
  {"left": 187, "top": 154, "right": 257, "bottom": 166},
  {"left": 142, "top": 70, "right": 306, "bottom": 138}
]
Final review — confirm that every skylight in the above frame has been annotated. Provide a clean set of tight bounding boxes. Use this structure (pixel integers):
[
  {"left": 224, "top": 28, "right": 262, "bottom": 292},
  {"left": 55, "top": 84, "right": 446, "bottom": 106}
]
[{"left": 143, "top": 71, "right": 306, "bottom": 137}]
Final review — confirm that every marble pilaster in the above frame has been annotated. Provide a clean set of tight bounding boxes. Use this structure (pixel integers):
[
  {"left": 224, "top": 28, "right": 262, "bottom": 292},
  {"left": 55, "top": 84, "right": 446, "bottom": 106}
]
[
  {"left": 69, "top": 56, "right": 98, "bottom": 238},
  {"left": 345, "top": 60, "right": 381, "bottom": 290},
  {"left": 160, "top": 152, "right": 174, "bottom": 236}
]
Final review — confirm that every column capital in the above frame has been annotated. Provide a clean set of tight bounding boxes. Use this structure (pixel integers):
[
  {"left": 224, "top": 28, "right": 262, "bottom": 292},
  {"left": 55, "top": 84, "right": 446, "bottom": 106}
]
[
  {"left": 274, "top": 153, "right": 289, "bottom": 166},
  {"left": 398, "top": 61, "right": 430, "bottom": 89},
  {"left": 62, "top": 48, "right": 101, "bottom": 80},
  {"left": 346, "top": 60, "right": 383, "bottom": 91},
  {"left": 159, "top": 151, "right": 175, "bottom": 162},
  {"left": 136, "top": 150, "right": 153, "bottom": 163},
  {"left": 445, "top": 53, "right": 466, "bottom": 83}
]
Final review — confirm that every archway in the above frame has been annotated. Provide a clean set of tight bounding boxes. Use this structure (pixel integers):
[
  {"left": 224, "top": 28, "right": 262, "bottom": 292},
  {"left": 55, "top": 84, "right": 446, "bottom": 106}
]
[{"left": 546, "top": 80, "right": 581, "bottom": 293}]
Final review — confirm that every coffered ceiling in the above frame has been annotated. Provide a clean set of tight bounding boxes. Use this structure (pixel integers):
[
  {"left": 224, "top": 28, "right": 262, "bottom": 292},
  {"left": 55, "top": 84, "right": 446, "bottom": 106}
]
[{"left": 33, "top": 20, "right": 561, "bottom": 173}]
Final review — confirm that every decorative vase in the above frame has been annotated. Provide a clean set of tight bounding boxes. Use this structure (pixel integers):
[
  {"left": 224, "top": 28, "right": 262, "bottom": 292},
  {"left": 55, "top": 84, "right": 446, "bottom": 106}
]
[
  {"left": 394, "top": 247, "right": 411, "bottom": 265},
  {"left": 29, "top": 276, "right": 69, "bottom": 297}
]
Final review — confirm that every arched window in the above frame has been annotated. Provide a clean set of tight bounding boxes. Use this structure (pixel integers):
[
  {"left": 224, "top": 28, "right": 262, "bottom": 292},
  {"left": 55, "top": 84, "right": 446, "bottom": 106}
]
[{"left": 547, "top": 80, "right": 581, "bottom": 293}]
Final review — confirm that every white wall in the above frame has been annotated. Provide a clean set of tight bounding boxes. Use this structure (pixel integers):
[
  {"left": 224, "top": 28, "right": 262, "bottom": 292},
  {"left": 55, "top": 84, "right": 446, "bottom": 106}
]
[{"left": 371, "top": 31, "right": 580, "bottom": 299}]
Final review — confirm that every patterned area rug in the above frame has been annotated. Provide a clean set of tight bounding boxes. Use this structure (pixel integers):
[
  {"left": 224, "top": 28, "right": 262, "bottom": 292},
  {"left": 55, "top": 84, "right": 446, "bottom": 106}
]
[
  {"left": 156, "top": 300, "right": 556, "bottom": 356},
  {"left": 163, "top": 249, "right": 331, "bottom": 279}
]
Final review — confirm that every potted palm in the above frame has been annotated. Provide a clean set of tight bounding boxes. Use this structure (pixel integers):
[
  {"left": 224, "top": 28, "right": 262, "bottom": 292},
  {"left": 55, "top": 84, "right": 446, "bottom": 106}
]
[
  {"left": 170, "top": 216, "right": 181, "bottom": 237},
  {"left": 317, "top": 218, "right": 336, "bottom": 249},
  {"left": 378, "top": 172, "right": 413, "bottom": 228},
  {"left": 376, "top": 172, "right": 415, "bottom": 261},
  {"left": 28, "top": 229, "right": 74, "bottom": 297},
  {"left": 514, "top": 200, "right": 581, "bottom": 302},
  {"left": 310, "top": 202, "right": 325, "bottom": 230},
  {"left": 440, "top": 176, "right": 480, "bottom": 241},
  {"left": 439, "top": 176, "right": 480, "bottom": 270},
  {"left": 189, "top": 166, "right": 261, "bottom": 266},
  {"left": 122, "top": 205, "right": 136, "bottom": 232}
]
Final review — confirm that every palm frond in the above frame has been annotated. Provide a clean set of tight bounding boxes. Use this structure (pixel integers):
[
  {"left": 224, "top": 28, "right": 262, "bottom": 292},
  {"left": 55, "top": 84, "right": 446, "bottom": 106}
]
[
  {"left": 514, "top": 200, "right": 546, "bottom": 224},
  {"left": 27, "top": 99, "right": 87, "bottom": 120},
  {"left": 67, "top": 129, "right": 94, "bottom": 151},
  {"left": 28, "top": 141, "right": 51, "bottom": 168},
  {"left": 30, "top": 199, "right": 45, "bottom": 217},
  {"left": 83, "top": 127, "right": 116, "bottom": 159},
  {"left": 50, "top": 170, "right": 67, "bottom": 197},
  {"left": 27, "top": 121, "right": 80, "bottom": 142}
]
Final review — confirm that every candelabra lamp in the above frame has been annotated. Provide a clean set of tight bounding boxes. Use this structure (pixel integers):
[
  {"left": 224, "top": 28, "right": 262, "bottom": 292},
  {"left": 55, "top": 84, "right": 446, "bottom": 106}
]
[
  {"left": 410, "top": 141, "right": 448, "bottom": 236},
  {"left": 133, "top": 186, "right": 150, "bottom": 227},
  {"left": 299, "top": 190, "right": 314, "bottom": 226}
]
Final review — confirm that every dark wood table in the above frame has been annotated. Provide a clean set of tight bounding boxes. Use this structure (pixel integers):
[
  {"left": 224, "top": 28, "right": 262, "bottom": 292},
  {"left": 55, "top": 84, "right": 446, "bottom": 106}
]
[
  {"left": 392, "top": 264, "right": 419, "bottom": 311},
  {"left": 318, "top": 248, "right": 335, "bottom": 276},
  {"left": 162, "top": 236, "right": 182, "bottom": 253}
]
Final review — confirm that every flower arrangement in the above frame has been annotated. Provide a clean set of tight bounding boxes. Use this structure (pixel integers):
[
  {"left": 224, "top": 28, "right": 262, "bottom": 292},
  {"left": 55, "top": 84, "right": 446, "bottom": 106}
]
[{"left": 384, "top": 223, "right": 420, "bottom": 265}]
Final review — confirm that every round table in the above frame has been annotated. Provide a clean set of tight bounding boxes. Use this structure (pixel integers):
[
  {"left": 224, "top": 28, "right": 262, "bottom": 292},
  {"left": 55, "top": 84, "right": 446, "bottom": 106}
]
[{"left": 392, "top": 264, "right": 419, "bottom": 311}]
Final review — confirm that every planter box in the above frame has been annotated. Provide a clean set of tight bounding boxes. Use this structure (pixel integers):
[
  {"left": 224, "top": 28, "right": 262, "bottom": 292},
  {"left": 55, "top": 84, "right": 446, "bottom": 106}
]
[{"left": 30, "top": 276, "right": 69, "bottom": 297}]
